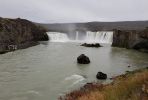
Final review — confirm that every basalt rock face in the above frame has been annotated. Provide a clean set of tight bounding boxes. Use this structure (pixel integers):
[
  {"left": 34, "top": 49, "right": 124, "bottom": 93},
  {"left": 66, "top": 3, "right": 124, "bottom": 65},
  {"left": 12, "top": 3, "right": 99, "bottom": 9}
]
[
  {"left": 112, "top": 28, "right": 148, "bottom": 52},
  {"left": 0, "top": 17, "right": 49, "bottom": 53},
  {"left": 134, "top": 28, "right": 148, "bottom": 52},
  {"left": 112, "top": 30, "right": 139, "bottom": 48}
]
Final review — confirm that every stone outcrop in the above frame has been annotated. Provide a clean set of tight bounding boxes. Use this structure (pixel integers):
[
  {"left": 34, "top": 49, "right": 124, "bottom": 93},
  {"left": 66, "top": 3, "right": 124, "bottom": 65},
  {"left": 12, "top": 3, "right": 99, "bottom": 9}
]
[
  {"left": 77, "top": 54, "right": 90, "bottom": 64},
  {"left": 0, "top": 17, "right": 49, "bottom": 53},
  {"left": 112, "top": 29, "right": 139, "bottom": 48},
  {"left": 81, "top": 43, "right": 102, "bottom": 48},
  {"left": 112, "top": 28, "right": 148, "bottom": 52},
  {"left": 96, "top": 72, "right": 107, "bottom": 80}
]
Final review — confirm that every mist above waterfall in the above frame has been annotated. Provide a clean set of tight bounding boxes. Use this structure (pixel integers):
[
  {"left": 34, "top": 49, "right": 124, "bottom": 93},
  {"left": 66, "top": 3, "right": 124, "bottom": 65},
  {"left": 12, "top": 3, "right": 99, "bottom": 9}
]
[{"left": 47, "top": 31, "right": 113, "bottom": 44}]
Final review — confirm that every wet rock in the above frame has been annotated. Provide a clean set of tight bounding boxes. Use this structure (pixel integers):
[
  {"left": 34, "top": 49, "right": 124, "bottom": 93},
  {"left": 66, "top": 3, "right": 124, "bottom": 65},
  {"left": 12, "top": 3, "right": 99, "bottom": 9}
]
[
  {"left": 126, "top": 71, "right": 131, "bottom": 73},
  {"left": 0, "top": 51, "right": 7, "bottom": 54},
  {"left": 81, "top": 43, "right": 101, "bottom": 48},
  {"left": 128, "top": 65, "right": 131, "bottom": 67},
  {"left": 77, "top": 54, "right": 90, "bottom": 64},
  {"left": 96, "top": 72, "right": 107, "bottom": 80}
]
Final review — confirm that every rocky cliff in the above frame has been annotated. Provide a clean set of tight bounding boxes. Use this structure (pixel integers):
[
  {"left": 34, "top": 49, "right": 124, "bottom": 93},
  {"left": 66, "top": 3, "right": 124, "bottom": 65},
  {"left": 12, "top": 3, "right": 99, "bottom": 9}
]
[
  {"left": 0, "top": 17, "right": 49, "bottom": 54},
  {"left": 112, "top": 28, "right": 148, "bottom": 52}
]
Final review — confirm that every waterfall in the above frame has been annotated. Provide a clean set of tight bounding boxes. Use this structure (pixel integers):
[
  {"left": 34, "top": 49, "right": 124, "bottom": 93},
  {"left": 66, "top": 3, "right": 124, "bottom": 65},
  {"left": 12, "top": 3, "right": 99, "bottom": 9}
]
[
  {"left": 47, "top": 31, "right": 113, "bottom": 44},
  {"left": 85, "top": 31, "right": 113, "bottom": 44},
  {"left": 96, "top": 31, "right": 113, "bottom": 43},
  {"left": 47, "top": 32, "right": 69, "bottom": 42},
  {"left": 85, "top": 31, "right": 96, "bottom": 42},
  {"left": 76, "top": 31, "right": 79, "bottom": 40}
]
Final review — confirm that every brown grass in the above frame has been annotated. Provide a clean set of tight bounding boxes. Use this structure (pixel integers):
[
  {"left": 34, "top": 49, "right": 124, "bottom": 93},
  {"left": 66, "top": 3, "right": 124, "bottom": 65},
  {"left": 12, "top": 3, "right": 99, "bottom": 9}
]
[{"left": 60, "top": 68, "right": 148, "bottom": 100}]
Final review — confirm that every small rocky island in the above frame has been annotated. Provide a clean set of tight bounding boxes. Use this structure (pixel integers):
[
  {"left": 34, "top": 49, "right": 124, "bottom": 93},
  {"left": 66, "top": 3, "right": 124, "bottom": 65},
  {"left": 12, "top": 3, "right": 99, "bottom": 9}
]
[
  {"left": 0, "top": 17, "right": 49, "bottom": 54},
  {"left": 81, "top": 43, "right": 102, "bottom": 48}
]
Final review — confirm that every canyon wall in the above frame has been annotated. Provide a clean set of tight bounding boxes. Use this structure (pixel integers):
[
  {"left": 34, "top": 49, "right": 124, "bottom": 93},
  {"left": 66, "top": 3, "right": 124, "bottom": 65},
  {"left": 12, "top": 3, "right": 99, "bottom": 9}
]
[
  {"left": 112, "top": 28, "right": 148, "bottom": 52},
  {"left": 0, "top": 17, "right": 49, "bottom": 53}
]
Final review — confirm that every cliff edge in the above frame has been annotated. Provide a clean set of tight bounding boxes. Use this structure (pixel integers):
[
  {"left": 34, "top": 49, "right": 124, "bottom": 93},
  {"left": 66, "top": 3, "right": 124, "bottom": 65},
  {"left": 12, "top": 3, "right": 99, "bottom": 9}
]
[
  {"left": 0, "top": 17, "right": 49, "bottom": 54},
  {"left": 112, "top": 28, "right": 148, "bottom": 53}
]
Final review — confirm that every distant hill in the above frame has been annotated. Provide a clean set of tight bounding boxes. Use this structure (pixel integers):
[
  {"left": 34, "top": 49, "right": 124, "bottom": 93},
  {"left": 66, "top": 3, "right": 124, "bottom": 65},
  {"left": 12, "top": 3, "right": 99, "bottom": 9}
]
[{"left": 38, "top": 21, "right": 148, "bottom": 32}]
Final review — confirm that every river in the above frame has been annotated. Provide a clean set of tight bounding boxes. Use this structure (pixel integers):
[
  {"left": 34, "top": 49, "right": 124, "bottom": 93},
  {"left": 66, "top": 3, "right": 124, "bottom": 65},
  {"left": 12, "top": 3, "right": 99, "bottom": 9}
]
[{"left": 0, "top": 41, "right": 148, "bottom": 100}]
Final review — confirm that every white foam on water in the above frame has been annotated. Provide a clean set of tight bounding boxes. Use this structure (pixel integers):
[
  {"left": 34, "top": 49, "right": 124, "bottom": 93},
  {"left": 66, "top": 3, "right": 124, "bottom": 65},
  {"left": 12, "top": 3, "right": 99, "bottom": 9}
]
[
  {"left": 65, "top": 74, "right": 86, "bottom": 86},
  {"left": 27, "top": 90, "right": 40, "bottom": 95},
  {"left": 65, "top": 74, "right": 84, "bottom": 80}
]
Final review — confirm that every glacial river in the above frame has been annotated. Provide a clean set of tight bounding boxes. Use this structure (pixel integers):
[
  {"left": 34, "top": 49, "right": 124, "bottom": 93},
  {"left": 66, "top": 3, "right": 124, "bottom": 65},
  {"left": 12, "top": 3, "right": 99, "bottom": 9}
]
[{"left": 0, "top": 42, "right": 148, "bottom": 100}]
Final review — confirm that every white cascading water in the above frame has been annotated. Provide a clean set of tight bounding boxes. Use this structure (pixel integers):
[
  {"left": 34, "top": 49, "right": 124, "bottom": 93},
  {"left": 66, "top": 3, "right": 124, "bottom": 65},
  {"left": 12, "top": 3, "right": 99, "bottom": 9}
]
[
  {"left": 85, "top": 31, "right": 113, "bottom": 44},
  {"left": 47, "top": 31, "right": 113, "bottom": 44},
  {"left": 75, "top": 31, "right": 79, "bottom": 41},
  {"left": 47, "top": 32, "right": 69, "bottom": 42}
]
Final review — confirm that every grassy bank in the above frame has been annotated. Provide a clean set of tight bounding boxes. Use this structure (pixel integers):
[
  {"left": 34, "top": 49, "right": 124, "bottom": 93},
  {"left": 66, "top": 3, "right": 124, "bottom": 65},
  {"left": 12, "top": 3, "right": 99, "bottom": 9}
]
[{"left": 60, "top": 68, "right": 148, "bottom": 100}]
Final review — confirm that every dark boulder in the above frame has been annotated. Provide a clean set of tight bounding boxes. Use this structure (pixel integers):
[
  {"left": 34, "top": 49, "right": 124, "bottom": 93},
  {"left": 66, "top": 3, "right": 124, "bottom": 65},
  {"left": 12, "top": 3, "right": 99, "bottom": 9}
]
[
  {"left": 81, "top": 43, "right": 101, "bottom": 48},
  {"left": 128, "top": 65, "right": 131, "bottom": 68},
  {"left": 0, "top": 51, "right": 7, "bottom": 54},
  {"left": 96, "top": 72, "right": 107, "bottom": 80},
  {"left": 77, "top": 54, "right": 90, "bottom": 64}
]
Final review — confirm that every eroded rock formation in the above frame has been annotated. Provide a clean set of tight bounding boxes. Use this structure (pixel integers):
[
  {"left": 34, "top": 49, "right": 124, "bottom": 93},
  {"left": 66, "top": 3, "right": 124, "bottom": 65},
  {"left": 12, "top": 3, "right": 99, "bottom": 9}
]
[
  {"left": 112, "top": 28, "right": 148, "bottom": 52},
  {"left": 0, "top": 17, "right": 49, "bottom": 53}
]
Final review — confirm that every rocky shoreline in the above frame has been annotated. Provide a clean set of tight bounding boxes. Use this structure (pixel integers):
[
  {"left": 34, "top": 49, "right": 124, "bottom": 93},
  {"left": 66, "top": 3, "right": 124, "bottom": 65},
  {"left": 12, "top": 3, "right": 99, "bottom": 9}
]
[
  {"left": 59, "top": 68, "right": 148, "bottom": 100},
  {"left": 0, "top": 17, "right": 49, "bottom": 54}
]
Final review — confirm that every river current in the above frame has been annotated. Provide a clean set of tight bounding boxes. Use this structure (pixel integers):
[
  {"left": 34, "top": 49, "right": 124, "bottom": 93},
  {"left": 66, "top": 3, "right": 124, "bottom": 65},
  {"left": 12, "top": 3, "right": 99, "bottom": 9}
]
[{"left": 0, "top": 42, "right": 148, "bottom": 100}]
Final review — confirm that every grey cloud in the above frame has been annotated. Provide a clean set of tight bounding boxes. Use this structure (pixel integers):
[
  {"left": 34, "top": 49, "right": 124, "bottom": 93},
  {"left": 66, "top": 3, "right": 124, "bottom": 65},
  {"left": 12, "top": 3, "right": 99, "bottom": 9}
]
[{"left": 0, "top": 0, "right": 148, "bottom": 23}]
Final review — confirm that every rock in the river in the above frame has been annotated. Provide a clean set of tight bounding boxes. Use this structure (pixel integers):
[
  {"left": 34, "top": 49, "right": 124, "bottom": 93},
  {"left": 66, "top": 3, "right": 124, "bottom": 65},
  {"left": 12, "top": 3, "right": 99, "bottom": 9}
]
[
  {"left": 77, "top": 54, "right": 90, "bottom": 64},
  {"left": 81, "top": 43, "right": 101, "bottom": 48},
  {"left": 128, "top": 65, "right": 131, "bottom": 68},
  {"left": 96, "top": 72, "right": 107, "bottom": 80}
]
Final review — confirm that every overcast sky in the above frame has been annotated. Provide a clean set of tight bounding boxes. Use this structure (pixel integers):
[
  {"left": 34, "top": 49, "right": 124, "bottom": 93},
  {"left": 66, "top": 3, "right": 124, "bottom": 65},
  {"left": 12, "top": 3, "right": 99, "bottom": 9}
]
[{"left": 0, "top": 0, "right": 148, "bottom": 23}]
